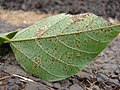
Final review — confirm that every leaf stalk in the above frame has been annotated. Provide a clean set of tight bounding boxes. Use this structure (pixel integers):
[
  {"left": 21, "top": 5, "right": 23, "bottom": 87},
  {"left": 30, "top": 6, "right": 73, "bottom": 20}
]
[{"left": 2, "top": 36, "right": 11, "bottom": 42}]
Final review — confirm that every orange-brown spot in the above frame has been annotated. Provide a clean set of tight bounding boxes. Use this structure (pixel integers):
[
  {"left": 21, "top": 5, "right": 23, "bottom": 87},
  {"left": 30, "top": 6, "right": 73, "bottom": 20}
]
[
  {"left": 71, "top": 13, "right": 88, "bottom": 24},
  {"left": 34, "top": 57, "right": 41, "bottom": 65},
  {"left": 76, "top": 40, "right": 80, "bottom": 47},
  {"left": 34, "top": 25, "right": 48, "bottom": 37},
  {"left": 35, "top": 29, "right": 44, "bottom": 37}
]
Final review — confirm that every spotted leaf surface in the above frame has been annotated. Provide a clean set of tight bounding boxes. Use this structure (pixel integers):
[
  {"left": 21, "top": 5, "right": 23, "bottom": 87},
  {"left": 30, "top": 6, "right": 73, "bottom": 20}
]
[{"left": 10, "top": 13, "right": 120, "bottom": 82}]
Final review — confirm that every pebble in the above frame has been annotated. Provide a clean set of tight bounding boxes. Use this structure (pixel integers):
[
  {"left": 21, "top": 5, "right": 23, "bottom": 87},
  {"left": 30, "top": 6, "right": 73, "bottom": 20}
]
[
  {"left": 77, "top": 72, "right": 88, "bottom": 78},
  {"left": 70, "top": 84, "right": 83, "bottom": 90},
  {"left": 61, "top": 80, "right": 72, "bottom": 87},
  {"left": 97, "top": 73, "right": 109, "bottom": 81},
  {"left": 7, "top": 86, "right": 15, "bottom": 90},
  {"left": 109, "top": 79, "right": 120, "bottom": 86},
  {"left": 71, "top": 78, "right": 79, "bottom": 84},
  {"left": 97, "top": 77, "right": 104, "bottom": 83},
  {"left": 61, "top": 87, "right": 69, "bottom": 90},
  {"left": 25, "top": 83, "right": 38, "bottom": 90},
  {"left": 53, "top": 82, "right": 61, "bottom": 89},
  {"left": 41, "top": 80, "right": 53, "bottom": 87},
  {"left": 118, "top": 75, "right": 120, "bottom": 81},
  {"left": 15, "top": 79, "right": 24, "bottom": 88},
  {"left": 0, "top": 81, "right": 2, "bottom": 85},
  {"left": 38, "top": 83, "right": 49, "bottom": 90},
  {"left": 110, "top": 74, "right": 118, "bottom": 78},
  {"left": 8, "top": 79, "right": 15, "bottom": 86},
  {"left": 92, "top": 85, "right": 100, "bottom": 90},
  {"left": 1, "top": 54, "right": 9, "bottom": 61}
]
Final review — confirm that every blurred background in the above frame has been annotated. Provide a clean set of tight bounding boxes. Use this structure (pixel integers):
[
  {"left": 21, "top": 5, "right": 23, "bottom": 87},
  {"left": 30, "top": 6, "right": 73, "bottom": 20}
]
[
  {"left": 0, "top": 0, "right": 120, "bottom": 18},
  {"left": 0, "top": 0, "right": 120, "bottom": 32}
]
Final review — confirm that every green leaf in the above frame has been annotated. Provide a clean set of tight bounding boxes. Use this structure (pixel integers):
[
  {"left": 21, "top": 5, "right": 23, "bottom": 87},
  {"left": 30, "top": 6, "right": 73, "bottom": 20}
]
[
  {"left": 9, "top": 13, "right": 120, "bottom": 82},
  {"left": 0, "top": 34, "right": 5, "bottom": 45},
  {"left": 0, "top": 30, "right": 18, "bottom": 45}
]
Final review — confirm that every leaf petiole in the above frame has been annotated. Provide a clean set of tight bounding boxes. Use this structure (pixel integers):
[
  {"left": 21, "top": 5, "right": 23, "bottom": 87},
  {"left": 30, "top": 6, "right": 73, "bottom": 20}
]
[{"left": 2, "top": 36, "right": 12, "bottom": 42}]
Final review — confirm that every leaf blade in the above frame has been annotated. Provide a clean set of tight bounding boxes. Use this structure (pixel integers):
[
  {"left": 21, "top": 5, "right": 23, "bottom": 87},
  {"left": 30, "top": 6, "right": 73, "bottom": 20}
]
[{"left": 10, "top": 13, "right": 120, "bottom": 82}]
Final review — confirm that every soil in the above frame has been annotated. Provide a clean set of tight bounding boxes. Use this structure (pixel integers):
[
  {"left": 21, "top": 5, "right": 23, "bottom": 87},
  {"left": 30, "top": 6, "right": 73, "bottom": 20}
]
[
  {"left": 0, "top": 0, "right": 120, "bottom": 90},
  {"left": 0, "top": 0, "right": 120, "bottom": 20}
]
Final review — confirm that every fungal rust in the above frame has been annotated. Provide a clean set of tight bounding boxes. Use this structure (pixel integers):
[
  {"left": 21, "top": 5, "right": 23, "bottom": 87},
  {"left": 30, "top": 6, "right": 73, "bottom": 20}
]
[
  {"left": 34, "top": 25, "right": 48, "bottom": 37},
  {"left": 71, "top": 13, "right": 90, "bottom": 24},
  {"left": 35, "top": 29, "right": 44, "bottom": 37}
]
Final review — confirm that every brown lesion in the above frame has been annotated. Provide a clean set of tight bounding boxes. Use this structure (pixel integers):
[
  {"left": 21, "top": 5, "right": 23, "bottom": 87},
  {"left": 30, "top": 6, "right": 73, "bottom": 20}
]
[
  {"left": 76, "top": 40, "right": 80, "bottom": 48},
  {"left": 34, "top": 57, "right": 41, "bottom": 65},
  {"left": 34, "top": 25, "right": 48, "bottom": 37},
  {"left": 71, "top": 13, "right": 91, "bottom": 24},
  {"left": 35, "top": 29, "right": 44, "bottom": 38}
]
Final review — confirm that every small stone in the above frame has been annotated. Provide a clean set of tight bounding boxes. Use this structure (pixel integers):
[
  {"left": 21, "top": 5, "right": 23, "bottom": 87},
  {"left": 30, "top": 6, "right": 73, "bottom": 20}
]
[
  {"left": 61, "top": 80, "right": 72, "bottom": 87},
  {"left": 110, "top": 74, "right": 118, "bottom": 78},
  {"left": 109, "top": 79, "right": 120, "bottom": 86},
  {"left": 2, "top": 55, "right": 8, "bottom": 61},
  {"left": 15, "top": 79, "right": 23, "bottom": 87},
  {"left": 8, "top": 79, "right": 15, "bottom": 86},
  {"left": 70, "top": 84, "right": 83, "bottom": 90},
  {"left": 14, "top": 85, "right": 19, "bottom": 90},
  {"left": 97, "top": 77, "right": 104, "bottom": 83},
  {"left": 0, "top": 81, "right": 2, "bottom": 85},
  {"left": 7, "top": 86, "right": 15, "bottom": 90},
  {"left": 61, "top": 87, "right": 69, "bottom": 90},
  {"left": 53, "top": 83, "right": 61, "bottom": 89},
  {"left": 47, "top": 87, "right": 55, "bottom": 90},
  {"left": 25, "top": 83, "right": 38, "bottom": 90},
  {"left": 92, "top": 85, "right": 100, "bottom": 90},
  {"left": 118, "top": 75, "right": 120, "bottom": 81},
  {"left": 97, "top": 73, "right": 108, "bottom": 81},
  {"left": 38, "top": 83, "right": 48, "bottom": 90},
  {"left": 77, "top": 72, "right": 88, "bottom": 78},
  {"left": 8, "top": 54, "right": 15, "bottom": 61},
  {"left": 41, "top": 80, "right": 53, "bottom": 87},
  {"left": 72, "top": 78, "right": 79, "bottom": 84}
]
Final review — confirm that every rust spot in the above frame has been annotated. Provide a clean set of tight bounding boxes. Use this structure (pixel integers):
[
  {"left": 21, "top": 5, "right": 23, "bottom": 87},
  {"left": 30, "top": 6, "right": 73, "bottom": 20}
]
[
  {"left": 71, "top": 13, "right": 88, "bottom": 24},
  {"left": 76, "top": 53, "right": 81, "bottom": 56},
  {"left": 35, "top": 60, "right": 40, "bottom": 65},
  {"left": 94, "top": 32, "right": 99, "bottom": 35},
  {"left": 34, "top": 57, "right": 40, "bottom": 65},
  {"left": 68, "top": 61, "right": 74, "bottom": 64},
  {"left": 35, "top": 29, "right": 44, "bottom": 37},
  {"left": 61, "top": 30, "right": 64, "bottom": 33},
  {"left": 54, "top": 48, "right": 57, "bottom": 50},
  {"left": 43, "top": 25, "right": 48, "bottom": 30},
  {"left": 76, "top": 40, "right": 80, "bottom": 47},
  {"left": 104, "top": 29, "right": 107, "bottom": 32},
  {"left": 34, "top": 25, "right": 48, "bottom": 37}
]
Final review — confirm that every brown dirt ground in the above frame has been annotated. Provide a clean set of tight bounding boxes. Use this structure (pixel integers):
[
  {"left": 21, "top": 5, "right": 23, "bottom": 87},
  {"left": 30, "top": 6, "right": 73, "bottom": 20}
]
[{"left": 0, "top": 0, "right": 120, "bottom": 90}]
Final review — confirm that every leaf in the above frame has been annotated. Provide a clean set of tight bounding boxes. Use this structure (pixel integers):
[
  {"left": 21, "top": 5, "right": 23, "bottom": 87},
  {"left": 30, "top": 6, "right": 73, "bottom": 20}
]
[
  {"left": 0, "top": 33, "right": 5, "bottom": 45},
  {"left": 0, "top": 30, "right": 18, "bottom": 45},
  {"left": 9, "top": 13, "right": 120, "bottom": 82}
]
